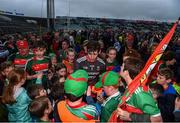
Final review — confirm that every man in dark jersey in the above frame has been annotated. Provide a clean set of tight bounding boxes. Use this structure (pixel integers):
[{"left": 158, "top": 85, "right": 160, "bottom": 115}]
[{"left": 75, "top": 41, "right": 106, "bottom": 86}]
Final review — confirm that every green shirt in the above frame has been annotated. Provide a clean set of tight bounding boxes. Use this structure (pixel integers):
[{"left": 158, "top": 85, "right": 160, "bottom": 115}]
[
  {"left": 126, "top": 86, "right": 161, "bottom": 117},
  {"left": 25, "top": 56, "right": 49, "bottom": 86},
  {"left": 101, "top": 91, "right": 121, "bottom": 122}
]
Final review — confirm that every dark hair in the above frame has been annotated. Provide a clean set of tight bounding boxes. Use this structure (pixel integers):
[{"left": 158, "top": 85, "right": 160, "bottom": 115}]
[
  {"left": 55, "top": 63, "right": 67, "bottom": 72},
  {"left": 162, "top": 50, "right": 175, "bottom": 61},
  {"left": 61, "top": 39, "right": 70, "bottom": 46},
  {"left": 33, "top": 41, "right": 47, "bottom": 49},
  {"left": 149, "top": 83, "right": 164, "bottom": 95},
  {"left": 87, "top": 41, "right": 100, "bottom": 53},
  {"left": 50, "top": 83, "right": 65, "bottom": 101},
  {"left": 158, "top": 67, "right": 173, "bottom": 80},
  {"left": 123, "top": 49, "right": 141, "bottom": 60},
  {"left": 124, "top": 57, "right": 145, "bottom": 79},
  {"left": 28, "top": 96, "right": 49, "bottom": 118},
  {"left": 65, "top": 93, "right": 82, "bottom": 102},
  {"left": 106, "top": 47, "right": 117, "bottom": 54},
  {"left": 0, "top": 61, "right": 14, "bottom": 72},
  {"left": 27, "top": 84, "right": 44, "bottom": 100}
]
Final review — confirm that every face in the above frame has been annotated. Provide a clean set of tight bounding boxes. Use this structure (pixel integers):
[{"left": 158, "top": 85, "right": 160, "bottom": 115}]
[
  {"left": 156, "top": 74, "right": 167, "bottom": 85},
  {"left": 103, "top": 86, "right": 112, "bottom": 97},
  {"left": 88, "top": 51, "right": 99, "bottom": 62},
  {"left": 62, "top": 41, "right": 69, "bottom": 50},
  {"left": 67, "top": 51, "right": 75, "bottom": 62},
  {"left": 34, "top": 48, "right": 46, "bottom": 58},
  {"left": 18, "top": 48, "right": 29, "bottom": 56},
  {"left": 31, "top": 36, "right": 36, "bottom": 41},
  {"left": 167, "top": 58, "right": 176, "bottom": 66},
  {"left": 107, "top": 49, "right": 117, "bottom": 60},
  {"left": 51, "top": 57, "right": 57, "bottom": 65},
  {"left": 2, "top": 66, "right": 14, "bottom": 77},
  {"left": 39, "top": 89, "right": 47, "bottom": 97},
  {"left": 57, "top": 68, "right": 67, "bottom": 77},
  {"left": 151, "top": 89, "right": 158, "bottom": 100}
]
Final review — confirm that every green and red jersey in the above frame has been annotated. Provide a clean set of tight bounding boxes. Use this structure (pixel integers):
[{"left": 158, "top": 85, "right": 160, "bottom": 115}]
[
  {"left": 14, "top": 53, "right": 34, "bottom": 69},
  {"left": 65, "top": 100, "right": 98, "bottom": 120},
  {"left": 101, "top": 91, "right": 121, "bottom": 122},
  {"left": 25, "top": 56, "right": 49, "bottom": 85},
  {"left": 122, "top": 86, "right": 161, "bottom": 117}
]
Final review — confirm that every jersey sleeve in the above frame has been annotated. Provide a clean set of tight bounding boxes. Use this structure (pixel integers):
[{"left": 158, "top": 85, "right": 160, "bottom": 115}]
[{"left": 135, "top": 90, "right": 161, "bottom": 117}]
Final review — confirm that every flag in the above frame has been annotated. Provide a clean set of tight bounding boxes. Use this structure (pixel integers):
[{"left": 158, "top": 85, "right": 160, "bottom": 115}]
[{"left": 109, "top": 19, "right": 179, "bottom": 122}]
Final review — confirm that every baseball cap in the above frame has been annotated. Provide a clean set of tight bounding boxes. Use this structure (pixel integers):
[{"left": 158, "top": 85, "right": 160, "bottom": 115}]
[
  {"left": 95, "top": 71, "right": 120, "bottom": 88},
  {"left": 64, "top": 69, "right": 88, "bottom": 97}
]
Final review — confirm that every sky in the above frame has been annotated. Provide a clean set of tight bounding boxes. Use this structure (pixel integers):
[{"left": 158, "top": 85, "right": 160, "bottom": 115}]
[{"left": 0, "top": 0, "right": 179, "bottom": 21}]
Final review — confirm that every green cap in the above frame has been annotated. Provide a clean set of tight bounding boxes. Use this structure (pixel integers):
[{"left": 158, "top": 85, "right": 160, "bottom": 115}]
[
  {"left": 64, "top": 69, "right": 88, "bottom": 97},
  {"left": 95, "top": 71, "right": 120, "bottom": 88}
]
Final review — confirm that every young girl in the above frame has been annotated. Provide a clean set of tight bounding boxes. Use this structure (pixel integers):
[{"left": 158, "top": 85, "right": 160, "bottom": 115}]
[
  {"left": 2, "top": 68, "right": 32, "bottom": 122},
  {"left": 106, "top": 47, "right": 120, "bottom": 72}
]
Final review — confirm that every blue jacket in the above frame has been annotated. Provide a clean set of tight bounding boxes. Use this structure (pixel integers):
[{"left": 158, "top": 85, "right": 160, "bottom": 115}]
[{"left": 6, "top": 87, "right": 32, "bottom": 122}]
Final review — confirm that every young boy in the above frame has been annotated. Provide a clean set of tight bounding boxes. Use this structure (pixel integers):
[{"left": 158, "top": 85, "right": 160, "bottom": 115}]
[
  {"left": 29, "top": 96, "right": 53, "bottom": 122},
  {"left": 117, "top": 57, "right": 162, "bottom": 122},
  {"left": 156, "top": 67, "right": 177, "bottom": 121},
  {"left": 27, "top": 84, "right": 47, "bottom": 100},
  {"left": 75, "top": 41, "right": 106, "bottom": 86},
  {"left": 25, "top": 41, "right": 49, "bottom": 89},
  {"left": 95, "top": 71, "right": 121, "bottom": 122},
  {"left": 56, "top": 70, "right": 98, "bottom": 122},
  {"left": 62, "top": 48, "right": 76, "bottom": 75}
]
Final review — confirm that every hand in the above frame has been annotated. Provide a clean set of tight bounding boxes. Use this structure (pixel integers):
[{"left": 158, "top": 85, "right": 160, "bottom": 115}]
[
  {"left": 175, "top": 97, "right": 180, "bottom": 110},
  {"left": 37, "top": 72, "right": 43, "bottom": 79},
  {"left": 117, "top": 108, "right": 131, "bottom": 121},
  {"left": 48, "top": 71, "right": 53, "bottom": 80},
  {"left": 86, "top": 86, "right": 92, "bottom": 96},
  {"left": 97, "top": 93, "right": 104, "bottom": 104}
]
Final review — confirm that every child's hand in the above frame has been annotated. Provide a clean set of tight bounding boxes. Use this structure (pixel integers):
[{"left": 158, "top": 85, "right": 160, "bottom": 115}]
[
  {"left": 97, "top": 93, "right": 104, "bottom": 104},
  {"left": 48, "top": 71, "right": 53, "bottom": 80},
  {"left": 59, "top": 77, "right": 65, "bottom": 83},
  {"left": 175, "top": 97, "right": 180, "bottom": 110},
  {"left": 37, "top": 72, "right": 43, "bottom": 79},
  {"left": 86, "top": 86, "right": 92, "bottom": 96}
]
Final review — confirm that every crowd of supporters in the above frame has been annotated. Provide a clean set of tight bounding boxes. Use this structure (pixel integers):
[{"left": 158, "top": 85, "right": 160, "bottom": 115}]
[{"left": 0, "top": 21, "right": 180, "bottom": 122}]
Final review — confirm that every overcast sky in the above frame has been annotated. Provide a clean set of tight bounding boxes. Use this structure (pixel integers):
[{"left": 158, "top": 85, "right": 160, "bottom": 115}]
[{"left": 0, "top": 0, "right": 179, "bottom": 21}]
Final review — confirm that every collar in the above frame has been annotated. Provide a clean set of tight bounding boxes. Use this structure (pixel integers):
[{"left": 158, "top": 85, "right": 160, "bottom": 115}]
[
  {"left": 102, "top": 91, "right": 120, "bottom": 106},
  {"left": 66, "top": 100, "right": 87, "bottom": 109}
]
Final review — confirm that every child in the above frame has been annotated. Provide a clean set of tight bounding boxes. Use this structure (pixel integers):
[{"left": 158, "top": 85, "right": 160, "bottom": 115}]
[
  {"left": 117, "top": 57, "right": 162, "bottom": 122},
  {"left": 156, "top": 67, "right": 177, "bottom": 121},
  {"left": 27, "top": 84, "right": 47, "bottom": 100},
  {"left": 48, "top": 53, "right": 58, "bottom": 72},
  {"left": 29, "top": 96, "right": 53, "bottom": 122},
  {"left": 25, "top": 41, "right": 49, "bottom": 89},
  {"left": 95, "top": 71, "right": 121, "bottom": 122},
  {"left": 56, "top": 70, "right": 98, "bottom": 122},
  {"left": 62, "top": 48, "right": 76, "bottom": 75},
  {"left": 75, "top": 41, "right": 106, "bottom": 86},
  {"left": 1, "top": 68, "right": 32, "bottom": 122},
  {"left": 55, "top": 63, "right": 67, "bottom": 78},
  {"left": 0, "top": 61, "right": 14, "bottom": 95},
  {"left": 106, "top": 47, "right": 120, "bottom": 72}
]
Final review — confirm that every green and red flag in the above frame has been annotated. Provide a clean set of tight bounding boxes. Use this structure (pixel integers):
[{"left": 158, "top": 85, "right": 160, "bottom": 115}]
[{"left": 109, "top": 20, "right": 179, "bottom": 122}]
